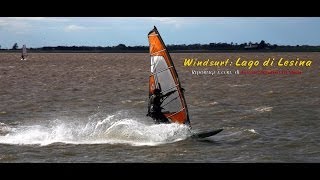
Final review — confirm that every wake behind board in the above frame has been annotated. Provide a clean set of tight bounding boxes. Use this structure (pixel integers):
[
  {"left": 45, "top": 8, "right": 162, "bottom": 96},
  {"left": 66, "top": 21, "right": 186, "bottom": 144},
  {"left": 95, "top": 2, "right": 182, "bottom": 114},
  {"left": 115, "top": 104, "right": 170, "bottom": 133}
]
[{"left": 191, "top": 129, "right": 223, "bottom": 139}]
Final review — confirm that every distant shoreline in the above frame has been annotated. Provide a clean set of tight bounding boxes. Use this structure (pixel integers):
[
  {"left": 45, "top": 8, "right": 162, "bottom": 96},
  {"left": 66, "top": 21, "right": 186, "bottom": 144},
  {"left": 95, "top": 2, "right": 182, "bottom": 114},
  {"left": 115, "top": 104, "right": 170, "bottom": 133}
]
[
  {"left": 1, "top": 49, "right": 320, "bottom": 53},
  {"left": 3, "top": 40, "right": 320, "bottom": 53}
]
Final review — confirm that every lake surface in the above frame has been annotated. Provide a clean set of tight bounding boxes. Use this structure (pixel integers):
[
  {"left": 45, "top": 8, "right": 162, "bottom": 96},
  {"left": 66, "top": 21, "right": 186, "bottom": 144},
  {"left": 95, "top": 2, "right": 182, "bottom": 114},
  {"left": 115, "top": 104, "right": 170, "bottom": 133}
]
[{"left": 0, "top": 52, "right": 319, "bottom": 162}]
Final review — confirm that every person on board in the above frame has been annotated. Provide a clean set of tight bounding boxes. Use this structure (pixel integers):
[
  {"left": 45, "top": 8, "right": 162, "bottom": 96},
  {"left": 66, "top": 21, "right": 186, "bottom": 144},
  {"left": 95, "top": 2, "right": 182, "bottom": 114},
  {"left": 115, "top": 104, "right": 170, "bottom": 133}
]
[{"left": 147, "top": 88, "right": 176, "bottom": 124}]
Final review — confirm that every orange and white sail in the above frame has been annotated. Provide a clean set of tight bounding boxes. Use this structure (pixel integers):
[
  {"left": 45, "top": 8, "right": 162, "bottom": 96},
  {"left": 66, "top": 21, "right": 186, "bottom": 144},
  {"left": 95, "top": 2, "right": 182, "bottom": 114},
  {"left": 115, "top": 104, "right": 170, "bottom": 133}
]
[{"left": 148, "top": 26, "right": 190, "bottom": 125}]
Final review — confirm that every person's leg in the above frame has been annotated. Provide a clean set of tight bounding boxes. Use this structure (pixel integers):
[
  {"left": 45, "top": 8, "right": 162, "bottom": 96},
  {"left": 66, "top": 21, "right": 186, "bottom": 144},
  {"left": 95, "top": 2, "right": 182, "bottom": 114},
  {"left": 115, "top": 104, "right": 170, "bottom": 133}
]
[
  {"left": 150, "top": 113, "right": 160, "bottom": 124},
  {"left": 158, "top": 113, "right": 170, "bottom": 124},
  {"left": 151, "top": 112, "right": 170, "bottom": 124}
]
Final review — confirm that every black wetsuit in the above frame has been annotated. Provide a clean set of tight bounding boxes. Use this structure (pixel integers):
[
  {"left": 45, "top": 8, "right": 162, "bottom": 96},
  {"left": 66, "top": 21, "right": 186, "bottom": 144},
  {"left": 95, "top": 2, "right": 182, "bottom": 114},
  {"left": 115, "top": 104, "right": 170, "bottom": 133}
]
[{"left": 147, "top": 90, "right": 176, "bottom": 124}]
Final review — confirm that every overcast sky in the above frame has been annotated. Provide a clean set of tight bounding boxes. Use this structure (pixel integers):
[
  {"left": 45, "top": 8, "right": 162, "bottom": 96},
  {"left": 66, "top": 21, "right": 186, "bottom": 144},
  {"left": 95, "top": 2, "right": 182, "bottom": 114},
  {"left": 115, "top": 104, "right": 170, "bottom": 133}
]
[{"left": 1, "top": 17, "right": 320, "bottom": 48}]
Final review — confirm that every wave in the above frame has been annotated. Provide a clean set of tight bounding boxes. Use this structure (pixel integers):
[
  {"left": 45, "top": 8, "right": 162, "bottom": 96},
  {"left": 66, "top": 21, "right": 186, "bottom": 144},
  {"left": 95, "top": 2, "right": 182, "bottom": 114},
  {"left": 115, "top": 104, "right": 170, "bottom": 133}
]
[
  {"left": 0, "top": 122, "right": 12, "bottom": 135},
  {"left": 0, "top": 111, "right": 191, "bottom": 146},
  {"left": 254, "top": 106, "right": 273, "bottom": 112},
  {"left": 227, "top": 84, "right": 251, "bottom": 87},
  {"left": 245, "top": 129, "right": 259, "bottom": 134},
  {"left": 212, "top": 127, "right": 259, "bottom": 143}
]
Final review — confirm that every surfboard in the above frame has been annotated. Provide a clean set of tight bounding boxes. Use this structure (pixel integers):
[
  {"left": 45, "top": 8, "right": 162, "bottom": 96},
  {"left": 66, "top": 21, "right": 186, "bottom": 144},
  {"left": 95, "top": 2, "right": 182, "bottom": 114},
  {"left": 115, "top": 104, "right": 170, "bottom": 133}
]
[{"left": 191, "top": 129, "right": 223, "bottom": 139}]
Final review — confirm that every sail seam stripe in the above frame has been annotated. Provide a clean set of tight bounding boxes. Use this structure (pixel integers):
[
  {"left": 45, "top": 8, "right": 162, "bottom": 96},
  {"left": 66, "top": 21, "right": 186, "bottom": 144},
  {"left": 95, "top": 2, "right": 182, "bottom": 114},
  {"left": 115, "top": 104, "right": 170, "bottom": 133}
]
[{"left": 151, "top": 49, "right": 166, "bottom": 55}]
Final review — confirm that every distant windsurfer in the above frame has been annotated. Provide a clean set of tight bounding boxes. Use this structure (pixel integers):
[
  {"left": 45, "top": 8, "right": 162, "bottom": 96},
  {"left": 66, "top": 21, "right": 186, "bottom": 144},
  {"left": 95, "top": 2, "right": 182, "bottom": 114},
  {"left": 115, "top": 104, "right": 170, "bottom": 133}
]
[
  {"left": 21, "top": 45, "right": 27, "bottom": 61},
  {"left": 147, "top": 88, "right": 176, "bottom": 124}
]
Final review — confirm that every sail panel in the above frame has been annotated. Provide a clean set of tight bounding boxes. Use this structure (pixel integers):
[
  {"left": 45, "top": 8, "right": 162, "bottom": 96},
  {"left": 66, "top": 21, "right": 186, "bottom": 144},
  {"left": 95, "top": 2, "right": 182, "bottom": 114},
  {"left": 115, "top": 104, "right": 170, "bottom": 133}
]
[
  {"left": 166, "top": 111, "right": 187, "bottom": 124},
  {"left": 150, "top": 56, "right": 182, "bottom": 113}
]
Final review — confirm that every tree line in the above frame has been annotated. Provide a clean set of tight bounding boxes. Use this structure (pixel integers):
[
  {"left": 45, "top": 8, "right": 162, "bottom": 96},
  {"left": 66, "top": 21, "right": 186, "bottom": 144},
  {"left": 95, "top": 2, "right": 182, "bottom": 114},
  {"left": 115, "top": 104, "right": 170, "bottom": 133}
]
[{"left": 1, "top": 41, "right": 320, "bottom": 52}]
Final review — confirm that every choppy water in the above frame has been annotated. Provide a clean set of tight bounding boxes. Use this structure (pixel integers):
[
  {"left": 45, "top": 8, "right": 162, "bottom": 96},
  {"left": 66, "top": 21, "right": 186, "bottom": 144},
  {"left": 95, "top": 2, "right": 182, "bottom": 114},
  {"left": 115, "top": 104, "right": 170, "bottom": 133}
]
[{"left": 0, "top": 53, "right": 319, "bottom": 162}]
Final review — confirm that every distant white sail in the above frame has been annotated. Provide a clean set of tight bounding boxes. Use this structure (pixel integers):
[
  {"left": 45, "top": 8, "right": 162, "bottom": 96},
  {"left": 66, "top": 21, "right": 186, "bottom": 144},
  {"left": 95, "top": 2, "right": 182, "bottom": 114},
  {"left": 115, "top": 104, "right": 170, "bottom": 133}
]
[{"left": 21, "top": 45, "right": 27, "bottom": 60}]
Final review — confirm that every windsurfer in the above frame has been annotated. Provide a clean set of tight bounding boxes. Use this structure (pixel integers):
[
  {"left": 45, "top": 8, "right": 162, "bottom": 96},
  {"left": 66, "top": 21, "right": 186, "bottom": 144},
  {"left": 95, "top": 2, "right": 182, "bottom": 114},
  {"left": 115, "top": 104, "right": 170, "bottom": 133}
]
[
  {"left": 21, "top": 45, "right": 27, "bottom": 60},
  {"left": 147, "top": 88, "right": 176, "bottom": 124}
]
